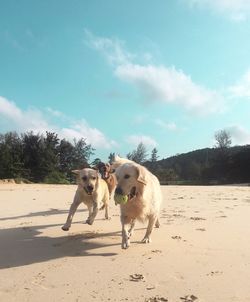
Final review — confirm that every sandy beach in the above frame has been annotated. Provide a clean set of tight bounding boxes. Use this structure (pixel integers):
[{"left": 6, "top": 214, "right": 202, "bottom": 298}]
[{"left": 0, "top": 184, "right": 250, "bottom": 302}]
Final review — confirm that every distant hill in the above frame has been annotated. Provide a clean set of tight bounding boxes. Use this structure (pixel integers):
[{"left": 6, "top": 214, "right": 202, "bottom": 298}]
[{"left": 145, "top": 145, "right": 250, "bottom": 185}]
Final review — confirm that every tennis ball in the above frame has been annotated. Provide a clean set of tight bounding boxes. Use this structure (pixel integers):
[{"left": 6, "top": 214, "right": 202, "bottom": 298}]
[{"left": 114, "top": 194, "right": 128, "bottom": 205}]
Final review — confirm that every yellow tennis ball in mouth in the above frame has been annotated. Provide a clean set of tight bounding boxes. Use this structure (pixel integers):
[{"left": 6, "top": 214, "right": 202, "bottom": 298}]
[{"left": 114, "top": 194, "right": 128, "bottom": 205}]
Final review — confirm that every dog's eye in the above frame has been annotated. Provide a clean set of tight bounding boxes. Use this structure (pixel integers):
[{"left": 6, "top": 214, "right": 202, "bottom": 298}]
[
  {"left": 92, "top": 177, "right": 96, "bottom": 180},
  {"left": 124, "top": 174, "right": 130, "bottom": 179},
  {"left": 82, "top": 176, "right": 87, "bottom": 181}
]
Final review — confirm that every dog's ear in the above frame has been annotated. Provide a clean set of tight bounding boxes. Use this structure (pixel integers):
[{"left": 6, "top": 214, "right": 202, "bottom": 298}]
[
  {"left": 72, "top": 170, "right": 80, "bottom": 175},
  {"left": 136, "top": 165, "right": 147, "bottom": 185},
  {"left": 94, "top": 170, "right": 102, "bottom": 187}
]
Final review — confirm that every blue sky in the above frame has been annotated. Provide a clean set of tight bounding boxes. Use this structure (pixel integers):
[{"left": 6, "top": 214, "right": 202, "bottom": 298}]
[{"left": 1, "top": 0, "right": 250, "bottom": 161}]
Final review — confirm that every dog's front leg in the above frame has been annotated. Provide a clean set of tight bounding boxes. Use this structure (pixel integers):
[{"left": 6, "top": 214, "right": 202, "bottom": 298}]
[
  {"left": 155, "top": 217, "right": 160, "bottom": 228},
  {"left": 121, "top": 216, "right": 130, "bottom": 249},
  {"left": 62, "top": 192, "right": 81, "bottom": 231},
  {"left": 142, "top": 215, "right": 157, "bottom": 243},
  {"left": 86, "top": 201, "right": 99, "bottom": 225},
  {"left": 128, "top": 219, "right": 136, "bottom": 239},
  {"left": 86, "top": 204, "right": 93, "bottom": 223},
  {"left": 104, "top": 203, "right": 109, "bottom": 220}
]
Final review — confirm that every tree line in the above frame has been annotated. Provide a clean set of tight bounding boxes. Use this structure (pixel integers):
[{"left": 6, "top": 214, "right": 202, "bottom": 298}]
[
  {"left": 159, "top": 131, "right": 249, "bottom": 184},
  {"left": 119, "top": 130, "right": 250, "bottom": 185},
  {"left": 1, "top": 130, "right": 250, "bottom": 184},
  {"left": 0, "top": 131, "right": 94, "bottom": 183}
]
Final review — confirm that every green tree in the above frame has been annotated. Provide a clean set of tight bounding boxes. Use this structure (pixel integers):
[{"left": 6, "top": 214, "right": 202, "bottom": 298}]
[
  {"left": 150, "top": 148, "right": 159, "bottom": 162},
  {"left": 127, "top": 142, "right": 148, "bottom": 164},
  {"left": 0, "top": 130, "right": 95, "bottom": 183},
  {"left": 58, "top": 138, "right": 94, "bottom": 181},
  {"left": 91, "top": 158, "right": 102, "bottom": 167},
  {"left": 58, "top": 139, "right": 75, "bottom": 175},
  {"left": 72, "top": 138, "right": 94, "bottom": 169},
  {"left": 0, "top": 132, "right": 24, "bottom": 178},
  {"left": 41, "top": 131, "right": 60, "bottom": 179},
  {"left": 22, "top": 132, "right": 44, "bottom": 181},
  {"left": 214, "top": 130, "right": 232, "bottom": 150},
  {"left": 214, "top": 129, "right": 232, "bottom": 182},
  {"left": 108, "top": 152, "right": 115, "bottom": 164}
]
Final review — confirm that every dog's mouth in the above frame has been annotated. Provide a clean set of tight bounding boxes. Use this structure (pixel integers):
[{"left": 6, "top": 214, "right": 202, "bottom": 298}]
[
  {"left": 101, "top": 171, "right": 109, "bottom": 180},
  {"left": 128, "top": 186, "right": 136, "bottom": 200},
  {"left": 84, "top": 187, "right": 93, "bottom": 195}
]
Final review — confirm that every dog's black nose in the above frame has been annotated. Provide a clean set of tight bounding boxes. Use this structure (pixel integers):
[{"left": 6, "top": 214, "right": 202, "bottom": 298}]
[
  {"left": 115, "top": 187, "right": 123, "bottom": 195},
  {"left": 87, "top": 185, "right": 94, "bottom": 192}
]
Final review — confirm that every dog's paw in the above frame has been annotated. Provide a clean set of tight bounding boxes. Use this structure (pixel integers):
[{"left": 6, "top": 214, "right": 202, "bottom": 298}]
[
  {"left": 122, "top": 238, "right": 130, "bottom": 249},
  {"left": 155, "top": 221, "right": 160, "bottom": 228},
  {"left": 122, "top": 241, "right": 130, "bottom": 249},
  {"left": 141, "top": 236, "right": 152, "bottom": 244},
  {"left": 62, "top": 225, "right": 69, "bottom": 231},
  {"left": 86, "top": 219, "right": 94, "bottom": 225}
]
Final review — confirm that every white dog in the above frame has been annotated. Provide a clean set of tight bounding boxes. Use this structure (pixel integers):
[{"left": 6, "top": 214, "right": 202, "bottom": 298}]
[
  {"left": 114, "top": 159, "right": 162, "bottom": 249},
  {"left": 62, "top": 168, "right": 110, "bottom": 231}
]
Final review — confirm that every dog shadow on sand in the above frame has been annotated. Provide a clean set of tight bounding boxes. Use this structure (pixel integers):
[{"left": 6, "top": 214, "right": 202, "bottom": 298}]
[
  {"left": 0, "top": 218, "right": 121, "bottom": 269},
  {"left": 0, "top": 207, "right": 86, "bottom": 222}
]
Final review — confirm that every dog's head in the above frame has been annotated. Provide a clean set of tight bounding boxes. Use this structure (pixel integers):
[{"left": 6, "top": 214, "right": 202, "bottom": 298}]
[
  {"left": 97, "top": 162, "right": 112, "bottom": 180},
  {"left": 72, "top": 168, "right": 100, "bottom": 195},
  {"left": 114, "top": 163, "right": 148, "bottom": 201},
  {"left": 111, "top": 155, "right": 134, "bottom": 172}
]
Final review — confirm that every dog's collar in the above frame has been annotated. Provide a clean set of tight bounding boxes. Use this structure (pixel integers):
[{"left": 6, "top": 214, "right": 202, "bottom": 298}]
[{"left": 102, "top": 173, "right": 112, "bottom": 181}]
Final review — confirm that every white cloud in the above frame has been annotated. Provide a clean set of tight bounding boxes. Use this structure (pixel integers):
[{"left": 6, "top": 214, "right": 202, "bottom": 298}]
[
  {"left": 228, "top": 70, "right": 250, "bottom": 99},
  {"left": 61, "top": 120, "right": 117, "bottom": 149},
  {"left": 0, "top": 96, "right": 115, "bottom": 149},
  {"left": 115, "top": 64, "right": 224, "bottom": 114},
  {"left": 84, "top": 29, "right": 133, "bottom": 66},
  {"left": 184, "top": 0, "right": 250, "bottom": 21},
  {"left": 155, "top": 119, "right": 178, "bottom": 131},
  {"left": 0, "top": 96, "right": 51, "bottom": 133},
  {"left": 0, "top": 96, "right": 23, "bottom": 120},
  {"left": 46, "top": 107, "right": 65, "bottom": 118},
  {"left": 85, "top": 30, "right": 225, "bottom": 115},
  {"left": 125, "top": 135, "right": 157, "bottom": 147},
  {"left": 226, "top": 125, "right": 250, "bottom": 145}
]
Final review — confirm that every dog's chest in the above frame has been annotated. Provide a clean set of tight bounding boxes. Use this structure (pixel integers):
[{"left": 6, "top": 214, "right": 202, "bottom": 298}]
[
  {"left": 77, "top": 188, "right": 95, "bottom": 204},
  {"left": 122, "top": 198, "right": 145, "bottom": 220},
  {"left": 104, "top": 175, "right": 116, "bottom": 193}
]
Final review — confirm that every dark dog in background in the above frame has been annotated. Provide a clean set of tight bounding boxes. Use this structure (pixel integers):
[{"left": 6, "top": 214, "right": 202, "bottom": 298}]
[{"left": 96, "top": 162, "right": 116, "bottom": 198}]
